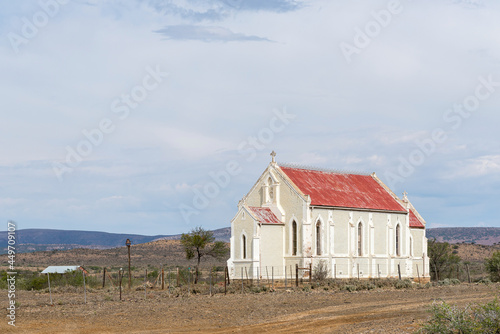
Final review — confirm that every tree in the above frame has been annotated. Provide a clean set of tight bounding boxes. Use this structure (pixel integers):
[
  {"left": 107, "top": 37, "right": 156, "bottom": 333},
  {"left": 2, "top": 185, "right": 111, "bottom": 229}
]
[
  {"left": 428, "top": 239, "right": 460, "bottom": 281},
  {"left": 485, "top": 251, "right": 500, "bottom": 282},
  {"left": 180, "top": 227, "right": 229, "bottom": 284}
]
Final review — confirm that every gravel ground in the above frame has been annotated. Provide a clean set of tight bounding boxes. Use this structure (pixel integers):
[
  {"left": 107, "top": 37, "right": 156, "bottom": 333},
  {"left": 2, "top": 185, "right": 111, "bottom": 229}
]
[{"left": 1, "top": 283, "right": 499, "bottom": 333}]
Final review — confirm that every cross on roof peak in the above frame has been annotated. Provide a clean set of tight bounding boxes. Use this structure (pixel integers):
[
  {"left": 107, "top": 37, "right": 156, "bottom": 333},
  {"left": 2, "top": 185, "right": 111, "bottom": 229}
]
[{"left": 270, "top": 151, "right": 277, "bottom": 163}]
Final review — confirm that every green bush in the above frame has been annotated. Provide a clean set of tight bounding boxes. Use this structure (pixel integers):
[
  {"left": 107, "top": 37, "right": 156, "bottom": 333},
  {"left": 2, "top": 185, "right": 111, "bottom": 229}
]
[
  {"left": 419, "top": 299, "right": 500, "bottom": 333},
  {"left": 485, "top": 251, "right": 500, "bottom": 282},
  {"left": 394, "top": 279, "right": 412, "bottom": 289}
]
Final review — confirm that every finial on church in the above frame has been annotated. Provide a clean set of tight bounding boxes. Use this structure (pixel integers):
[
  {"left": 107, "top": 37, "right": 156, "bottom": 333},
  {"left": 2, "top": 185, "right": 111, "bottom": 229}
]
[
  {"left": 402, "top": 191, "right": 408, "bottom": 202},
  {"left": 270, "top": 151, "right": 277, "bottom": 163}
]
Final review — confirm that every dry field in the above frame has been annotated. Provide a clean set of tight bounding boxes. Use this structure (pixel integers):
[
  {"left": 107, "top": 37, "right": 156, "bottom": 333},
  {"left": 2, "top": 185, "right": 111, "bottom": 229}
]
[{"left": 1, "top": 283, "right": 499, "bottom": 333}]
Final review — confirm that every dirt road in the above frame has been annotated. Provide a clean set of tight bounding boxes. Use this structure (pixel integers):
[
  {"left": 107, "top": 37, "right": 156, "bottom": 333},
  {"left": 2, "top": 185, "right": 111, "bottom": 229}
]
[{"left": 2, "top": 284, "right": 498, "bottom": 333}]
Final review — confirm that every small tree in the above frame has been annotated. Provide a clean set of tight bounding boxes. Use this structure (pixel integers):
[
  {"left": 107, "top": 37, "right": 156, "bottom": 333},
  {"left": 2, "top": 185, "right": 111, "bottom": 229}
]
[
  {"left": 485, "top": 251, "right": 500, "bottom": 282},
  {"left": 180, "top": 227, "right": 229, "bottom": 284},
  {"left": 428, "top": 239, "right": 460, "bottom": 281}
]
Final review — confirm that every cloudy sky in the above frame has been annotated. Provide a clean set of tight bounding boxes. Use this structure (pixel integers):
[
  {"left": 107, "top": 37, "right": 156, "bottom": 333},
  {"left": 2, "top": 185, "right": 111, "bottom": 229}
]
[{"left": 1, "top": 0, "right": 499, "bottom": 236}]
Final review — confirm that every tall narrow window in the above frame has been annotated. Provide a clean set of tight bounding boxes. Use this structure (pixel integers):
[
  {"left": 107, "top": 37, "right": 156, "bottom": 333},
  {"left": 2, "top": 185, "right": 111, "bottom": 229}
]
[
  {"left": 357, "top": 223, "right": 362, "bottom": 256},
  {"left": 395, "top": 224, "right": 400, "bottom": 256},
  {"left": 268, "top": 177, "right": 274, "bottom": 201},
  {"left": 242, "top": 235, "right": 247, "bottom": 259},
  {"left": 316, "top": 222, "right": 321, "bottom": 255},
  {"left": 292, "top": 221, "right": 297, "bottom": 256}
]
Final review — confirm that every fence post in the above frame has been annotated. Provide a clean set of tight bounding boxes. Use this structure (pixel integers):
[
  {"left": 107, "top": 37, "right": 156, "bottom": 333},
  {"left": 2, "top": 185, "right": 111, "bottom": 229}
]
[
  {"left": 102, "top": 267, "right": 106, "bottom": 288},
  {"left": 144, "top": 269, "right": 147, "bottom": 300},
  {"left": 295, "top": 264, "right": 298, "bottom": 287},
  {"left": 466, "top": 264, "right": 471, "bottom": 284},
  {"left": 176, "top": 267, "right": 180, "bottom": 287},
  {"left": 398, "top": 264, "right": 401, "bottom": 280},
  {"left": 272, "top": 267, "right": 274, "bottom": 290},
  {"left": 266, "top": 266, "right": 270, "bottom": 288},
  {"left": 210, "top": 268, "right": 212, "bottom": 296},
  {"left": 119, "top": 270, "right": 122, "bottom": 301},
  {"left": 285, "top": 266, "right": 287, "bottom": 289},
  {"left": 378, "top": 264, "right": 380, "bottom": 279},
  {"left": 224, "top": 266, "right": 227, "bottom": 295},
  {"left": 357, "top": 263, "right": 360, "bottom": 280},
  {"left": 417, "top": 264, "right": 421, "bottom": 284},
  {"left": 309, "top": 263, "right": 312, "bottom": 284},
  {"left": 83, "top": 270, "right": 87, "bottom": 304}
]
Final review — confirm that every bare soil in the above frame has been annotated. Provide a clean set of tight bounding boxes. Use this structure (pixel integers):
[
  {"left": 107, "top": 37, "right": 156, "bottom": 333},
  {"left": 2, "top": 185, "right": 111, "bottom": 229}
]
[{"left": 2, "top": 283, "right": 499, "bottom": 333}]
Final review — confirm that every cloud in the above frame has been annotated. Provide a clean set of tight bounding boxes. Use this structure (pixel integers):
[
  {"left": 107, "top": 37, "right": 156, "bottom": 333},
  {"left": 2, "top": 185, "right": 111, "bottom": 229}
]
[
  {"left": 445, "top": 155, "right": 500, "bottom": 179},
  {"left": 146, "top": 0, "right": 302, "bottom": 21},
  {"left": 154, "top": 25, "right": 272, "bottom": 42}
]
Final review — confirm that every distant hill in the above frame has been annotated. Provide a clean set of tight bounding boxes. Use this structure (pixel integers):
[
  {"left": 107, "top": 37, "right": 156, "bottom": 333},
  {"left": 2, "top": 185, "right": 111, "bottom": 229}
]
[
  {"left": 0, "top": 227, "right": 231, "bottom": 254},
  {"left": 427, "top": 227, "right": 500, "bottom": 246}
]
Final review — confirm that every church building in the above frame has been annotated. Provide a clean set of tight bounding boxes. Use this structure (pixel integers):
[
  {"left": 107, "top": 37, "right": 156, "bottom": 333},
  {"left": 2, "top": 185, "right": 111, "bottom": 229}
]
[{"left": 227, "top": 152, "right": 430, "bottom": 280}]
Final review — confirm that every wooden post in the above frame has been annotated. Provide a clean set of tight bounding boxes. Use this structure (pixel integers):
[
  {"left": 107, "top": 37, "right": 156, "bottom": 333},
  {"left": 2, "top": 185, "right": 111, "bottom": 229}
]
[
  {"left": 144, "top": 269, "right": 147, "bottom": 300},
  {"left": 209, "top": 268, "right": 212, "bottom": 296},
  {"left": 466, "top": 264, "right": 471, "bottom": 284},
  {"left": 102, "top": 267, "right": 106, "bottom": 288},
  {"left": 176, "top": 267, "right": 180, "bottom": 287},
  {"left": 378, "top": 264, "right": 380, "bottom": 279},
  {"left": 285, "top": 266, "right": 287, "bottom": 288},
  {"left": 266, "top": 266, "right": 270, "bottom": 288},
  {"left": 398, "top": 264, "right": 401, "bottom": 280},
  {"left": 119, "top": 270, "right": 122, "bottom": 301},
  {"left": 417, "top": 265, "right": 421, "bottom": 284},
  {"left": 272, "top": 267, "right": 274, "bottom": 289},
  {"left": 290, "top": 265, "right": 293, "bottom": 282},
  {"left": 226, "top": 266, "right": 230, "bottom": 285},
  {"left": 224, "top": 266, "right": 227, "bottom": 295},
  {"left": 309, "top": 263, "right": 312, "bottom": 284},
  {"left": 47, "top": 273, "right": 52, "bottom": 305},
  {"left": 168, "top": 268, "right": 171, "bottom": 295},
  {"left": 127, "top": 242, "right": 131, "bottom": 290},
  {"left": 295, "top": 264, "right": 298, "bottom": 287},
  {"left": 357, "top": 263, "right": 360, "bottom": 280},
  {"left": 83, "top": 270, "right": 87, "bottom": 304},
  {"left": 245, "top": 267, "right": 249, "bottom": 286},
  {"left": 161, "top": 268, "right": 165, "bottom": 290}
]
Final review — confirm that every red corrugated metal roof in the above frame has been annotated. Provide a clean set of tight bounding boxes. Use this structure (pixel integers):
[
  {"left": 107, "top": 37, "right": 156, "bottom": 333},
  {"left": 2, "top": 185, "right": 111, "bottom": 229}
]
[
  {"left": 280, "top": 166, "right": 406, "bottom": 212},
  {"left": 409, "top": 210, "right": 425, "bottom": 228},
  {"left": 248, "top": 207, "right": 282, "bottom": 224}
]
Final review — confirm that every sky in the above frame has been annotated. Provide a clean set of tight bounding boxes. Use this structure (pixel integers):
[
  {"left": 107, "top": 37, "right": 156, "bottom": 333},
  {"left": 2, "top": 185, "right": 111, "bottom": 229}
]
[{"left": 1, "top": 0, "right": 499, "bottom": 236}]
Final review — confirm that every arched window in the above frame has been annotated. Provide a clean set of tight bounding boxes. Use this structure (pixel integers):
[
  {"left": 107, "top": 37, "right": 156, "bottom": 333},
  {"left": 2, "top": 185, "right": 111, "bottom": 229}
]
[
  {"left": 268, "top": 177, "right": 274, "bottom": 201},
  {"left": 395, "top": 224, "right": 400, "bottom": 256},
  {"left": 292, "top": 221, "right": 297, "bottom": 256},
  {"left": 242, "top": 235, "right": 247, "bottom": 259},
  {"left": 316, "top": 221, "right": 321, "bottom": 255},
  {"left": 357, "top": 223, "right": 363, "bottom": 256}
]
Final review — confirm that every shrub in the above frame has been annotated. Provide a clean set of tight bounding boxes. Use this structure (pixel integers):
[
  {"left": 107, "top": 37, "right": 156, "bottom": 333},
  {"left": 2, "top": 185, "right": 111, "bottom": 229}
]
[
  {"left": 394, "top": 279, "right": 412, "bottom": 289},
  {"left": 419, "top": 299, "right": 500, "bottom": 333},
  {"left": 485, "top": 251, "right": 500, "bottom": 282},
  {"left": 313, "top": 260, "right": 329, "bottom": 281}
]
